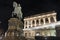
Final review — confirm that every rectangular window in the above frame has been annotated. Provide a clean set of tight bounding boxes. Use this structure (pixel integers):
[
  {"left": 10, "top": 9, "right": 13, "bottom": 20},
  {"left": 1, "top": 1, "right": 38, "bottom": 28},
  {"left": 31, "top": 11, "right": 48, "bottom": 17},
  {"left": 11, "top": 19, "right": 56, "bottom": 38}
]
[
  {"left": 29, "top": 33, "right": 31, "bottom": 36},
  {"left": 25, "top": 33, "right": 27, "bottom": 37}
]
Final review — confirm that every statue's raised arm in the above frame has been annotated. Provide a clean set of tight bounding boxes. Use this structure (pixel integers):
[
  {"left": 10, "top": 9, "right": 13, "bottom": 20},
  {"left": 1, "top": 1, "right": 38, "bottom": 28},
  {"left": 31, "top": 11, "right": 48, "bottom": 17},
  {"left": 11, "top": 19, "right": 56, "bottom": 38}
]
[{"left": 12, "top": 1, "right": 23, "bottom": 19}]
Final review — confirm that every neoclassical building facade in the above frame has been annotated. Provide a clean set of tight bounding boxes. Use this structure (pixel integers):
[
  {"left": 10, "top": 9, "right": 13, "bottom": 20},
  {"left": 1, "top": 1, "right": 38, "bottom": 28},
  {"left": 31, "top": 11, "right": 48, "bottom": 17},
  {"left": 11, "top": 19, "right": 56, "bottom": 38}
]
[{"left": 23, "top": 11, "right": 60, "bottom": 39}]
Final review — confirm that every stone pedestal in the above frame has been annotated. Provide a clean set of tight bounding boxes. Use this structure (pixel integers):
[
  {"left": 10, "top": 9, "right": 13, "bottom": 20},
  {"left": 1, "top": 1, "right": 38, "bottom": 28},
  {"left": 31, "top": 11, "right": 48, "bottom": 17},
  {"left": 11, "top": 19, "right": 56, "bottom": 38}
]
[{"left": 3, "top": 18, "right": 25, "bottom": 40}]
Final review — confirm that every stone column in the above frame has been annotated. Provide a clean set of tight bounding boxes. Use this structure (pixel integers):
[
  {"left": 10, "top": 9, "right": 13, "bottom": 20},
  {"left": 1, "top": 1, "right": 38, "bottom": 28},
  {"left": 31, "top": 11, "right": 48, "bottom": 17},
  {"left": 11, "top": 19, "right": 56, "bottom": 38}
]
[
  {"left": 48, "top": 17, "right": 51, "bottom": 23},
  {"left": 34, "top": 20, "right": 37, "bottom": 27},
  {"left": 53, "top": 16, "right": 57, "bottom": 22},
  {"left": 38, "top": 19, "right": 41, "bottom": 25},
  {"left": 27, "top": 20, "right": 29, "bottom": 28},
  {"left": 43, "top": 18, "right": 46, "bottom": 24},
  {"left": 24, "top": 20, "right": 26, "bottom": 29},
  {"left": 31, "top": 20, "right": 33, "bottom": 27}
]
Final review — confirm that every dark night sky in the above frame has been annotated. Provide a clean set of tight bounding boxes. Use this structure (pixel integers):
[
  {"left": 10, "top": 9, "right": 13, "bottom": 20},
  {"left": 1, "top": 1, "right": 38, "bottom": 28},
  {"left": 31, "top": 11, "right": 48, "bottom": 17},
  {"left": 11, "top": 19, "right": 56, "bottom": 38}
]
[{"left": 0, "top": 0, "right": 60, "bottom": 31}]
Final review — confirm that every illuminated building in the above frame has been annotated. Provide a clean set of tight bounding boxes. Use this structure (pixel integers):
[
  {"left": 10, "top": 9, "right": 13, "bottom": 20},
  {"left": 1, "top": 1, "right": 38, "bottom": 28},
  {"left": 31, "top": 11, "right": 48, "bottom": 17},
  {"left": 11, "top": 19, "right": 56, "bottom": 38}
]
[{"left": 23, "top": 11, "right": 60, "bottom": 39}]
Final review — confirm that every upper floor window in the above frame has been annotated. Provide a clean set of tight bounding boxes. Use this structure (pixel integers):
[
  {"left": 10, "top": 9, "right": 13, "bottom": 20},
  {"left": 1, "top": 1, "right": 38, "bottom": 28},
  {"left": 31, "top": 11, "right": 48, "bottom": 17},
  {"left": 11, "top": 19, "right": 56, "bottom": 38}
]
[
  {"left": 32, "top": 20, "right": 35, "bottom": 24},
  {"left": 50, "top": 17, "right": 54, "bottom": 22},
  {"left": 25, "top": 27, "right": 27, "bottom": 28},
  {"left": 45, "top": 18, "right": 48, "bottom": 23},
  {"left": 25, "top": 33, "right": 27, "bottom": 37},
  {"left": 41, "top": 19, "right": 43, "bottom": 24},
  {"left": 29, "top": 33, "right": 31, "bottom": 36},
  {"left": 32, "top": 20, "right": 35, "bottom": 27},
  {"left": 36, "top": 20, "right": 39, "bottom": 26}
]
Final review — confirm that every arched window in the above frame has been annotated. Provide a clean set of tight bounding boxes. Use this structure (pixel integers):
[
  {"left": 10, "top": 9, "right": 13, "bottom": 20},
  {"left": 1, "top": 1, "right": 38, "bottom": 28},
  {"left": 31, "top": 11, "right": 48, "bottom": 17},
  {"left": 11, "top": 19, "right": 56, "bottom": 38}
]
[
  {"left": 29, "top": 33, "right": 31, "bottom": 36},
  {"left": 25, "top": 33, "right": 27, "bottom": 37},
  {"left": 50, "top": 17, "right": 54, "bottom": 22},
  {"left": 44, "top": 32, "right": 47, "bottom": 37},
  {"left": 45, "top": 18, "right": 48, "bottom": 23},
  {"left": 25, "top": 27, "right": 27, "bottom": 28},
  {"left": 32, "top": 20, "right": 35, "bottom": 24},
  {"left": 36, "top": 20, "right": 39, "bottom": 26},
  {"left": 32, "top": 20, "right": 35, "bottom": 27},
  {"left": 29, "top": 26, "right": 31, "bottom": 28},
  {"left": 41, "top": 19, "right": 43, "bottom": 24}
]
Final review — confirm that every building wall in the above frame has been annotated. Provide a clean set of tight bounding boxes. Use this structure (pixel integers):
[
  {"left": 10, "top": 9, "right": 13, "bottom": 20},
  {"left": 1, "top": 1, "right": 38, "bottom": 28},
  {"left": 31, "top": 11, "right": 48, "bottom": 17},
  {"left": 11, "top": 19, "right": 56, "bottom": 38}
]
[
  {"left": 23, "top": 29, "right": 56, "bottom": 38},
  {"left": 24, "top": 12, "right": 57, "bottom": 29},
  {"left": 55, "top": 25, "right": 60, "bottom": 37},
  {"left": 23, "top": 12, "right": 57, "bottom": 38},
  {"left": 23, "top": 30, "right": 35, "bottom": 38}
]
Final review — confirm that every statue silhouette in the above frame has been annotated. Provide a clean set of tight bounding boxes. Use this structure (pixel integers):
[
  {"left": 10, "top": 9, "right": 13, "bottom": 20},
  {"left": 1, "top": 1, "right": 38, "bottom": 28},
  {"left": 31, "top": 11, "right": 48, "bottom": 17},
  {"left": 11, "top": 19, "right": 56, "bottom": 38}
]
[
  {"left": 12, "top": 1, "right": 23, "bottom": 19},
  {"left": 0, "top": 0, "right": 22, "bottom": 31}
]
